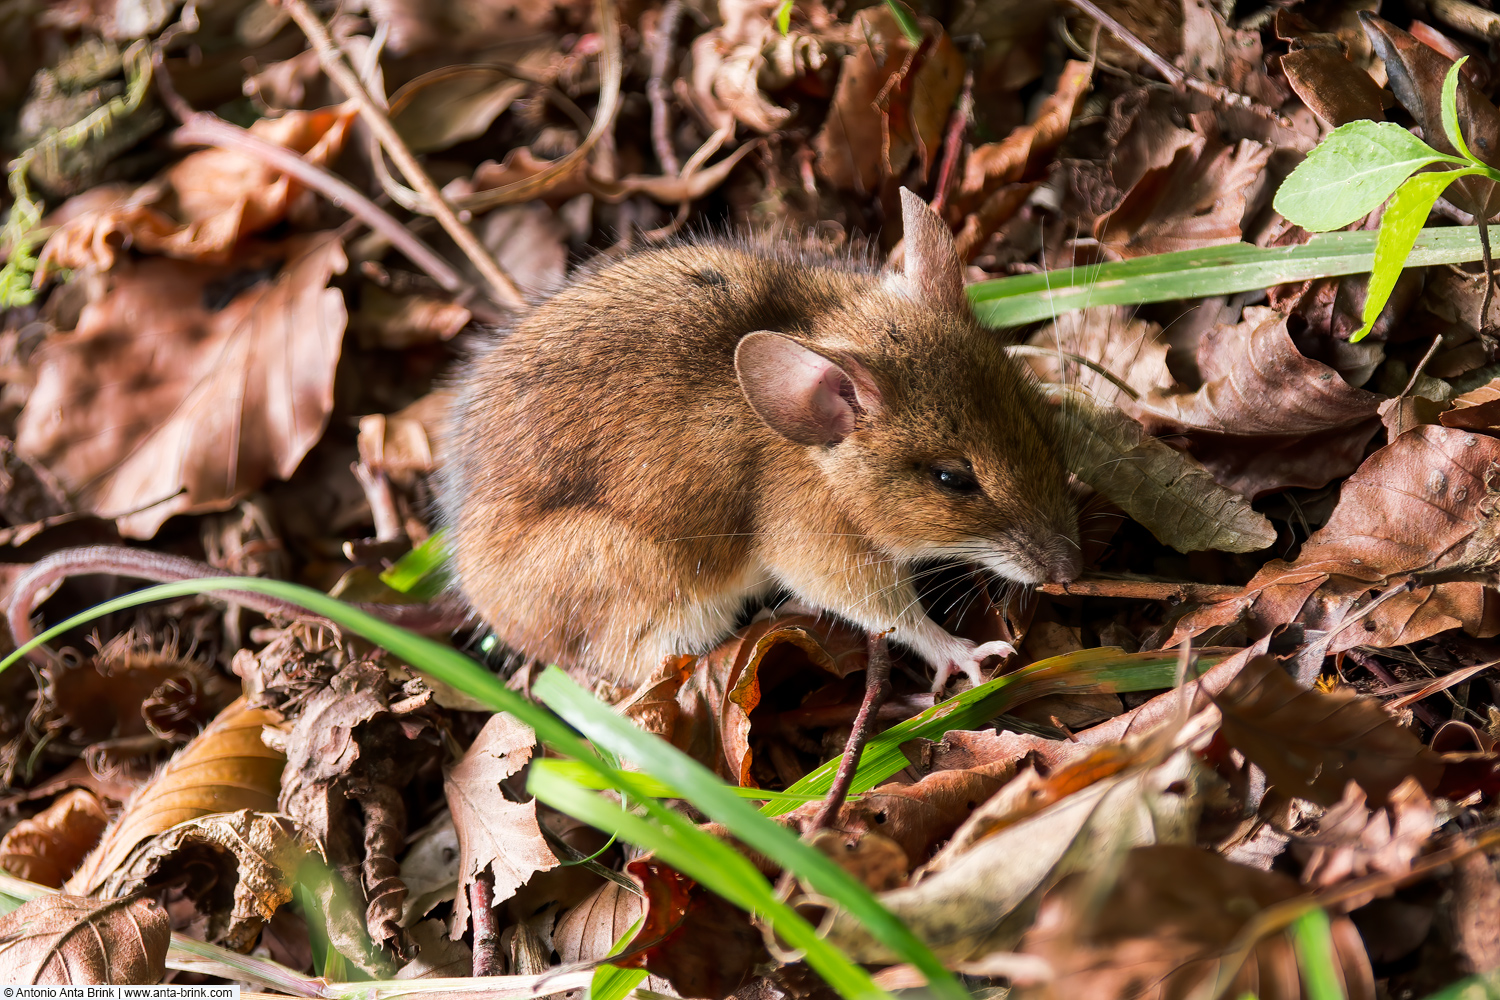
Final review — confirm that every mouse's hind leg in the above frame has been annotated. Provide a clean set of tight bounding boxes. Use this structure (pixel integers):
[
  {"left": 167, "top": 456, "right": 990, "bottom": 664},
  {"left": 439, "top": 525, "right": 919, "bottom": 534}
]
[{"left": 454, "top": 508, "right": 767, "bottom": 684}]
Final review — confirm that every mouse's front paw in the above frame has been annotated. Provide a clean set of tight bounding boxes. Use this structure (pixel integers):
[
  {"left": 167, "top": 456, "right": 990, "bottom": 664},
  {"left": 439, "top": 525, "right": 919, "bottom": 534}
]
[{"left": 931, "top": 639, "right": 1017, "bottom": 693}]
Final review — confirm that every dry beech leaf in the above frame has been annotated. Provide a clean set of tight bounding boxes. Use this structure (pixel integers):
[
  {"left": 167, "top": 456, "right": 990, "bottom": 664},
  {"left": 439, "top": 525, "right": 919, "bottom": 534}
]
[
  {"left": 1133, "top": 308, "right": 1384, "bottom": 498},
  {"left": 1059, "top": 387, "right": 1276, "bottom": 554},
  {"left": 351, "top": 286, "right": 471, "bottom": 350},
  {"left": 1215, "top": 657, "right": 1445, "bottom": 808},
  {"left": 388, "top": 66, "right": 530, "bottom": 154},
  {"left": 822, "top": 740, "right": 1204, "bottom": 962},
  {"left": 0, "top": 893, "right": 170, "bottom": 985},
  {"left": 813, "top": 8, "right": 963, "bottom": 192},
  {"left": 17, "top": 235, "right": 348, "bottom": 538},
  {"left": 65, "top": 697, "right": 285, "bottom": 896},
  {"left": 1296, "top": 777, "right": 1437, "bottom": 906},
  {"left": 444, "top": 713, "right": 559, "bottom": 936},
  {"left": 96, "top": 810, "right": 309, "bottom": 951},
  {"left": 554, "top": 879, "right": 644, "bottom": 965},
  {"left": 395, "top": 918, "right": 473, "bottom": 980},
  {"left": 1023, "top": 307, "right": 1173, "bottom": 410},
  {"left": 398, "top": 812, "right": 460, "bottom": 927},
  {"left": 357, "top": 390, "right": 455, "bottom": 488},
  {"left": 1016, "top": 845, "right": 1375, "bottom": 1000},
  {"left": 1440, "top": 376, "right": 1500, "bottom": 431},
  {"left": 1096, "top": 133, "right": 1272, "bottom": 258},
  {"left": 38, "top": 106, "right": 356, "bottom": 274},
  {"left": 0, "top": 789, "right": 109, "bottom": 888},
  {"left": 1175, "top": 424, "right": 1500, "bottom": 655},
  {"left": 1280, "top": 46, "right": 1385, "bottom": 127}
]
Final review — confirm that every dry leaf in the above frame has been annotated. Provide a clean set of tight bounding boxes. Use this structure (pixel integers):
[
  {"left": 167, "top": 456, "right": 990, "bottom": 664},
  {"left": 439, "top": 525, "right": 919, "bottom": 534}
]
[
  {"left": 17, "top": 235, "right": 348, "bottom": 538},
  {"left": 1174, "top": 424, "right": 1500, "bottom": 655},
  {"left": 388, "top": 66, "right": 530, "bottom": 154},
  {"left": 1059, "top": 387, "right": 1277, "bottom": 553},
  {"left": 1216, "top": 656, "right": 1445, "bottom": 807},
  {"left": 822, "top": 739, "right": 1205, "bottom": 962},
  {"left": 0, "top": 893, "right": 170, "bottom": 985},
  {"left": 0, "top": 789, "right": 109, "bottom": 888},
  {"left": 1133, "top": 309, "right": 1384, "bottom": 498},
  {"left": 38, "top": 106, "right": 356, "bottom": 273},
  {"left": 1296, "top": 777, "right": 1437, "bottom": 906},
  {"left": 395, "top": 918, "right": 473, "bottom": 979},
  {"left": 444, "top": 713, "right": 559, "bottom": 936},
  {"left": 66, "top": 697, "right": 285, "bottom": 896},
  {"left": 97, "top": 810, "right": 308, "bottom": 950},
  {"left": 1023, "top": 307, "right": 1173, "bottom": 409},
  {"left": 1016, "top": 845, "right": 1375, "bottom": 1000},
  {"left": 553, "top": 879, "right": 643, "bottom": 964}
]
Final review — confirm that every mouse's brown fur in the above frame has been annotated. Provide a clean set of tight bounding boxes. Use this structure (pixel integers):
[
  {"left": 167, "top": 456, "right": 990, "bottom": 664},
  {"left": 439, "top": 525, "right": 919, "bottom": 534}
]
[{"left": 439, "top": 191, "right": 1079, "bottom": 688}]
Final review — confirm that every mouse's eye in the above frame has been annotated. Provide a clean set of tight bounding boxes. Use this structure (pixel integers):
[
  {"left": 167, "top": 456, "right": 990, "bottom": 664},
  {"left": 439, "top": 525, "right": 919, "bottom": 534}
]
[{"left": 930, "top": 464, "right": 981, "bottom": 494}]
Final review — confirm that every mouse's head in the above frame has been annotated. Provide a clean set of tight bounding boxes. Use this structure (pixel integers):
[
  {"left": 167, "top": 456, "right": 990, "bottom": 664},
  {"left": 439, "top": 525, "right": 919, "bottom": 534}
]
[{"left": 734, "top": 190, "right": 1080, "bottom": 585}]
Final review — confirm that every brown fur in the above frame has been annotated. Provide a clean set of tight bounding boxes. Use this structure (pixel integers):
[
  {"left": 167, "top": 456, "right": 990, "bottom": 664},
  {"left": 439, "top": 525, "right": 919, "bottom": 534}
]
[{"left": 440, "top": 203, "right": 1079, "bottom": 684}]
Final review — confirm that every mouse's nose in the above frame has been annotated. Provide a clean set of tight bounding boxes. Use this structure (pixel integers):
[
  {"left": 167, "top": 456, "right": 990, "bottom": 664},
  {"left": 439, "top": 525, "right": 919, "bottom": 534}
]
[{"left": 1045, "top": 542, "right": 1082, "bottom": 583}]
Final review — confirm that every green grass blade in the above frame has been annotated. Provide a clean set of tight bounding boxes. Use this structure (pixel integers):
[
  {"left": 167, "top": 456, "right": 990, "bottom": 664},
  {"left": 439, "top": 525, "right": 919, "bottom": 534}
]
[
  {"left": 1291, "top": 908, "right": 1346, "bottom": 1000},
  {"left": 588, "top": 917, "right": 648, "bottom": 1000},
  {"left": 883, "top": 0, "right": 922, "bottom": 44},
  {"left": 1273, "top": 120, "right": 1461, "bottom": 232},
  {"left": 542, "top": 759, "right": 847, "bottom": 807},
  {"left": 1415, "top": 969, "right": 1500, "bottom": 999},
  {"left": 532, "top": 668, "right": 968, "bottom": 1000},
  {"left": 530, "top": 762, "right": 889, "bottom": 1000},
  {"left": 765, "top": 646, "right": 1215, "bottom": 815},
  {"left": 380, "top": 530, "right": 451, "bottom": 600},
  {"left": 1354, "top": 168, "right": 1482, "bottom": 340},
  {"left": 966, "top": 225, "right": 1500, "bottom": 326}
]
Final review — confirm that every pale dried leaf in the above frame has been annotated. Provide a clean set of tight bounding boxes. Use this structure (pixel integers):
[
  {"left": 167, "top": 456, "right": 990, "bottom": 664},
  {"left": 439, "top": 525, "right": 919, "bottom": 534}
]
[
  {"left": 1059, "top": 387, "right": 1277, "bottom": 553},
  {"left": 444, "top": 713, "right": 559, "bottom": 936},
  {"left": 0, "top": 789, "right": 109, "bottom": 888}
]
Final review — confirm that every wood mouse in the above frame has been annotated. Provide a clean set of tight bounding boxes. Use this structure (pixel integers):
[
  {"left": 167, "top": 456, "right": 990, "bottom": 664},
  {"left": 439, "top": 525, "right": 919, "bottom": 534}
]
[{"left": 438, "top": 190, "right": 1080, "bottom": 691}]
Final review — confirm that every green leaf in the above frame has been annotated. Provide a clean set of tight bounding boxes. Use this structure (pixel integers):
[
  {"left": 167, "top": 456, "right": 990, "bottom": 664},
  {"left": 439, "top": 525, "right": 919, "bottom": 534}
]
[
  {"left": 1291, "top": 908, "right": 1346, "bottom": 1000},
  {"left": 765, "top": 646, "right": 1220, "bottom": 816},
  {"left": 966, "top": 224, "right": 1500, "bottom": 326},
  {"left": 588, "top": 917, "right": 648, "bottom": 1000},
  {"left": 1273, "top": 120, "right": 1464, "bottom": 232},
  {"left": 774, "top": 0, "right": 793, "bottom": 34},
  {"left": 532, "top": 668, "right": 967, "bottom": 1000},
  {"left": 883, "top": 0, "right": 923, "bottom": 45},
  {"left": 1442, "top": 56, "right": 1474, "bottom": 163},
  {"left": 1353, "top": 167, "right": 1484, "bottom": 341},
  {"left": 541, "top": 759, "right": 846, "bottom": 807},
  {"left": 379, "top": 529, "right": 450, "bottom": 600}
]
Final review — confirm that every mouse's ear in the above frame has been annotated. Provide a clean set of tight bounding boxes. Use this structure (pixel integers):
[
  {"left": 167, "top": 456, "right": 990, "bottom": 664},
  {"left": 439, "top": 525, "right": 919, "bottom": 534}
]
[
  {"left": 735, "top": 332, "right": 879, "bottom": 446},
  {"left": 899, "top": 187, "right": 966, "bottom": 312}
]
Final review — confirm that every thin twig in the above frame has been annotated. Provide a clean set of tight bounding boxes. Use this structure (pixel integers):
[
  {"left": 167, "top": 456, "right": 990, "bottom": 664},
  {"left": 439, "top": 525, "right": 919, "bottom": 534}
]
[
  {"left": 470, "top": 872, "right": 504, "bottom": 977},
  {"left": 1060, "top": 0, "right": 1290, "bottom": 125},
  {"left": 809, "top": 632, "right": 894, "bottom": 831},
  {"left": 1478, "top": 219, "right": 1497, "bottom": 347},
  {"left": 279, "top": 0, "right": 527, "bottom": 311},
  {"left": 1399, "top": 333, "right": 1445, "bottom": 398},
  {"left": 1037, "top": 578, "right": 1243, "bottom": 603},
  {"left": 151, "top": 50, "right": 473, "bottom": 299},
  {"left": 648, "top": 0, "right": 684, "bottom": 177},
  {"left": 929, "top": 69, "right": 972, "bottom": 216}
]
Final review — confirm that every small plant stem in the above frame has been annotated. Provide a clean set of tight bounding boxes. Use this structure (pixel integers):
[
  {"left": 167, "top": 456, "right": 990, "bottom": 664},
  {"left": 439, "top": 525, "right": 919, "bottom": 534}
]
[
  {"left": 1479, "top": 219, "right": 1498, "bottom": 343},
  {"left": 647, "top": 0, "right": 683, "bottom": 177},
  {"left": 1037, "top": 578, "right": 1243, "bottom": 603},
  {"left": 470, "top": 871, "right": 504, "bottom": 976},
  {"left": 928, "top": 69, "right": 972, "bottom": 216},
  {"left": 1400, "top": 333, "right": 1445, "bottom": 398},
  {"left": 5, "top": 546, "right": 466, "bottom": 660},
  {"left": 279, "top": 0, "right": 527, "bottom": 311},
  {"left": 809, "top": 632, "right": 893, "bottom": 831}
]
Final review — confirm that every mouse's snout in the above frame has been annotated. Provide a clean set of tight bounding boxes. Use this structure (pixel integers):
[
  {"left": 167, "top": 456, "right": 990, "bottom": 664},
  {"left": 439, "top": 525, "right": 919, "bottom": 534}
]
[{"left": 1046, "top": 542, "right": 1082, "bottom": 584}]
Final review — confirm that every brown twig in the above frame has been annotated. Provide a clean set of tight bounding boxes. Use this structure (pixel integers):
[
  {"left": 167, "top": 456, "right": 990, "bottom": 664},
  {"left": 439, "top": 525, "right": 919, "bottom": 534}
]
[
  {"left": 809, "top": 632, "right": 894, "bottom": 831},
  {"left": 1060, "top": 0, "right": 1290, "bottom": 126},
  {"left": 648, "top": 0, "right": 684, "bottom": 177},
  {"left": 1344, "top": 649, "right": 1446, "bottom": 730},
  {"left": 152, "top": 51, "right": 473, "bottom": 300},
  {"left": 1037, "top": 578, "right": 1244, "bottom": 603},
  {"left": 928, "top": 69, "right": 972, "bottom": 216},
  {"left": 5, "top": 546, "right": 469, "bottom": 663},
  {"left": 470, "top": 871, "right": 504, "bottom": 977},
  {"left": 278, "top": 0, "right": 527, "bottom": 311}
]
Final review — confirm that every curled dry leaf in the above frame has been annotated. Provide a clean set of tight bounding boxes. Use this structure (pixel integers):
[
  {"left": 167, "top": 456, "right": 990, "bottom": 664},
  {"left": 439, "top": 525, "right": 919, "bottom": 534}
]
[
  {"left": 388, "top": 66, "right": 531, "bottom": 155},
  {"left": 444, "top": 712, "right": 559, "bottom": 936},
  {"left": 0, "top": 893, "right": 170, "bottom": 985},
  {"left": 65, "top": 697, "right": 284, "bottom": 896},
  {"left": 38, "top": 106, "right": 356, "bottom": 274},
  {"left": 357, "top": 390, "right": 455, "bottom": 489},
  {"left": 1215, "top": 657, "right": 1445, "bottom": 808},
  {"left": 1133, "top": 308, "right": 1384, "bottom": 498},
  {"left": 1023, "top": 307, "right": 1173, "bottom": 409},
  {"left": 1296, "top": 777, "right": 1437, "bottom": 906},
  {"left": 1175, "top": 424, "right": 1500, "bottom": 655},
  {"left": 1058, "top": 387, "right": 1277, "bottom": 554},
  {"left": 0, "top": 789, "right": 109, "bottom": 888},
  {"left": 822, "top": 738, "right": 1205, "bottom": 962},
  {"left": 17, "top": 235, "right": 348, "bottom": 538},
  {"left": 553, "top": 879, "right": 642, "bottom": 964},
  {"left": 1016, "top": 845, "right": 1375, "bottom": 1000}
]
